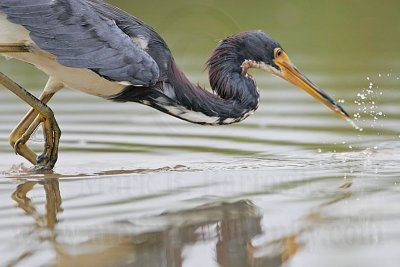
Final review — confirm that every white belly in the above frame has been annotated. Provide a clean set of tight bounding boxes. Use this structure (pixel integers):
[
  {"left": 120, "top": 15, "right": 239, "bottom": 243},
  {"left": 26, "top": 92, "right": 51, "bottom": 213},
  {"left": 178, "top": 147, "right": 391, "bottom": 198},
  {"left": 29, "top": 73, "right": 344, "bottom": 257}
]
[
  {"left": 0, "top": 13, "right": 30, "bottom": 43},
  {"left": 0, "top": 12, "right": 126, "bottom": 97}
]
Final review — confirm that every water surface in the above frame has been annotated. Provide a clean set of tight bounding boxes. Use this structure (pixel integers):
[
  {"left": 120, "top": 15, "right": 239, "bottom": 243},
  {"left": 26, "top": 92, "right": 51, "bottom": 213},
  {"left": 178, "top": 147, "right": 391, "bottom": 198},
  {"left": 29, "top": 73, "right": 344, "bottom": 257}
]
[{"left": 1, "top": 1, "right": 400, "bottom": 266}]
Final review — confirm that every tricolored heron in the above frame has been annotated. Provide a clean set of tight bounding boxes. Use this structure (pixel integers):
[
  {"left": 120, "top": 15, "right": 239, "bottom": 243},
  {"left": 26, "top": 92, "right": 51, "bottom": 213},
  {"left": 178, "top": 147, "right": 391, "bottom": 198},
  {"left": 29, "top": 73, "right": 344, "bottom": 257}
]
[{"left": 0, "top": 0, "right": 350, "bottom": 170}]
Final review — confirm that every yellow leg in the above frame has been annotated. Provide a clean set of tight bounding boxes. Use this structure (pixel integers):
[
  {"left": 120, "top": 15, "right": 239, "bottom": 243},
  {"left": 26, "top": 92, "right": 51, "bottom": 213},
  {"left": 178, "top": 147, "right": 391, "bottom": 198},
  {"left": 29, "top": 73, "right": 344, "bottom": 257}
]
[
  {"left": 9, "top": 91, "right": 55, "bottom": 165},
  {"left": 38, "top": 108, "right": 61, "bottom": 168},
  {"left": 0, "top": 43, "right": 29, "bottom": 53},
  {"left": 0, "top": 72, "right": 61, "bottom": 170},
  {"left": 10, "top": 78, "right": 63, "bottom": 166}
]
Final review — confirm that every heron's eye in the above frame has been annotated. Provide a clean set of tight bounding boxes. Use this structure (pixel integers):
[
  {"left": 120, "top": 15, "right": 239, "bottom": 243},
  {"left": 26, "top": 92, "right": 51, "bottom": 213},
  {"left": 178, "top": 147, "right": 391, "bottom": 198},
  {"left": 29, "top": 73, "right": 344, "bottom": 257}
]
[{"left": 274, "top": 48, "right": 282, "bottom": 58}]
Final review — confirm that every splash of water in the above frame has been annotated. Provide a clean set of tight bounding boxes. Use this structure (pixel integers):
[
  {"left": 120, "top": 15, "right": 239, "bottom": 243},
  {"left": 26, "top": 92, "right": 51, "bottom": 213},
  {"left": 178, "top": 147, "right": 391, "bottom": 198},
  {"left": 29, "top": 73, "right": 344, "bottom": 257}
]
[
  {"left": 353, "top": 78, "right": 385, "bottom": 129},
  {"left": 346, "top": 118, "right": 363, "bottom": 132}
]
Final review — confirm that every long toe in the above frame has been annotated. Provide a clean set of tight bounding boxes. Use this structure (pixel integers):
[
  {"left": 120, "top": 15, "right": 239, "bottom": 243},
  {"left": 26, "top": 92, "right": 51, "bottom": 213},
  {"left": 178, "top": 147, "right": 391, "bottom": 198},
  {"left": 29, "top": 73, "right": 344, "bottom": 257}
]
[
  {"left": 31, "top": 164, "right": 55, "bottom": 173},
  {"left": 36, "top": 150, "right": 57, "bottom": 169},
  {"left": 37, "top": 152, "right": 51, "bottom": 166}
]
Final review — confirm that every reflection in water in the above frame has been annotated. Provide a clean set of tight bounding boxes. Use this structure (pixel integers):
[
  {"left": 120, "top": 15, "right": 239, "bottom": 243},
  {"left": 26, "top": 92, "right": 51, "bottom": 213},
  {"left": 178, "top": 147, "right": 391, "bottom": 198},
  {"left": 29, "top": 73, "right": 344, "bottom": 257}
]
[
  {"left": 12, "top": 179, "right": 62, "bottom": 232},
  {"left": 0, "top": 0, "right": 399, "bottom": 265},
  {"left": 8, "top": 179, "right": 62, "bottom": 266},
  {"left": 10, "top": 180, "right": 303, "bottom": 267},
  {"left": 4, "top": 163, "right": 189, "bottom": 180}
]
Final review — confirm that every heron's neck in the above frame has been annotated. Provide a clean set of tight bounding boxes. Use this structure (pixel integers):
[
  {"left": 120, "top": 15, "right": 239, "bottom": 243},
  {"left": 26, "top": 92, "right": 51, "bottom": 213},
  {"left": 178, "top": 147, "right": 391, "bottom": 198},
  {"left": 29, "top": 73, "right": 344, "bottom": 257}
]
[
  {"left": 110, "top": 57, "right": 260, "bottom": 125},
  {"left": 163, "top": 58, "right": 260, "bottom": 124}
]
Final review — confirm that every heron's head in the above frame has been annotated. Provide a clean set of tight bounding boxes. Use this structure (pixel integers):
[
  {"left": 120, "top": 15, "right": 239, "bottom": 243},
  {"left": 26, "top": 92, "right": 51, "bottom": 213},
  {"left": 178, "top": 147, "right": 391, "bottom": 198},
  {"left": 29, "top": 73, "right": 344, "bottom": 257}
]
[{"left": 225, "top": 31, "right": 350, "bottom": 120}]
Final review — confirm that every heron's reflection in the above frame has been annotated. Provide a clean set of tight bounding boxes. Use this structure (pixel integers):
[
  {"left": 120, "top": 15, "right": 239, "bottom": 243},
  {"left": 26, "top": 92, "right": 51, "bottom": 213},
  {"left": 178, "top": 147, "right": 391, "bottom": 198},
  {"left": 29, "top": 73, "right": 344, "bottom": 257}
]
[
  {"left": 11, "top": 180, "right": 302, "bottom": 267},
  {"left": 12, "top": 179, "right": 62, "bottom": 234}
]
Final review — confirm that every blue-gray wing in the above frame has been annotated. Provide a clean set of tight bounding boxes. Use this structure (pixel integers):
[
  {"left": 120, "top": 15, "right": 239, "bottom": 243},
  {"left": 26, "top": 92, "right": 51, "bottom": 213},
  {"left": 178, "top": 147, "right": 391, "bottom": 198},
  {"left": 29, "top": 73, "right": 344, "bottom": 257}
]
[{"left": 0, "top": 0, "right": 159, "bottom": 86}]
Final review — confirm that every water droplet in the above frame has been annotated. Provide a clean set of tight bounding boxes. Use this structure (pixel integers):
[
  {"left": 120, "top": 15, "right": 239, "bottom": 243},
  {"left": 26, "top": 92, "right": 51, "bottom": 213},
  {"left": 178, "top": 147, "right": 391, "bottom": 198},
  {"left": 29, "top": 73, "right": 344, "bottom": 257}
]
[
  {"left": 317, "top": 148, "right": 322, "bottom": 153},
  {"left": 354, "top": 79, "right": 385, "bottom": 130},
  {"left": 346, "top": 119, "right": 363, "bottom": 132}
]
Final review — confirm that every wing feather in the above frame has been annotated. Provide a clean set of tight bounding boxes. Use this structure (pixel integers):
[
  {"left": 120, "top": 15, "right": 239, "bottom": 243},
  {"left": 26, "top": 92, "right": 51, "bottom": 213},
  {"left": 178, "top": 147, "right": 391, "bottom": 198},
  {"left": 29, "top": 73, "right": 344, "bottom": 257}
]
[{"left": 0, "top": 0, "right": 159, "bottom": 86}]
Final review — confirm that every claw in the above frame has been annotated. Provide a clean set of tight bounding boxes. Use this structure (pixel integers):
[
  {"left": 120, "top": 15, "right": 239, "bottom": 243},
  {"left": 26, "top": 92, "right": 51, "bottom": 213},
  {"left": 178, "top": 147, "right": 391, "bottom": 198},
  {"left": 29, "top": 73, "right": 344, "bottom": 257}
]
[
  {"left": 37, "top": 153, "right": 49, "bottom": 165},
  {"left": 31, "top": 164, "right": 54, "bottom": 173}
]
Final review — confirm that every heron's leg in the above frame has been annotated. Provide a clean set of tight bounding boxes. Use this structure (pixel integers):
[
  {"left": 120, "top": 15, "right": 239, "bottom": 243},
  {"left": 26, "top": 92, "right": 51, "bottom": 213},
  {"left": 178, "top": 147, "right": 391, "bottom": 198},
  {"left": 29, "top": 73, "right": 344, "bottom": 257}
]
[
  {"left": 1, "top": 44, "right": 62, "bottom": 167},
  {"left": 9, "top": 109, "right": 40, "bottom": 164},
  {"left": 0, "top": 43, "right": 29, "bottom": 53},
  {"left": 12, "top": 114, "right": 43, "bottom": 164},
  {"left": 9, "top": 78, "right": 63, "bottom": 167},
  {"left": 10, "top": 90, "right": 56, "bottom": 165},
  {"left": 0, "top": 72, "right": 61, "bottom": 170},
  {"left": 37, "top": 110, "right": 61, "bottom": 169}
]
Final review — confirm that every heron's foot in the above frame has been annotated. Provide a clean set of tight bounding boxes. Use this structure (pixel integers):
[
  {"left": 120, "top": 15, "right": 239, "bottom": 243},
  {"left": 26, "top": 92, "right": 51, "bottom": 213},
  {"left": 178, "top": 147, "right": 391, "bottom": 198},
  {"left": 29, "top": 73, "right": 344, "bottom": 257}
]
[
  {"left": 36, "top": 150, "right": 58, "bottom": 171},
  {"left": 34, "top": 150, "right": 57, "bottom": 173},
  {"left": 35, "top": 116, "right": 61, "bottom": 170},
  {"left": 31, "top": 164, "right": 55, "bottom": 173},
  {"left": 13, "top": 130, "right": 34, "bottom": 155},
  {"left": 10, "top": 115, "right": 41, "bottom": 165},
  {"left": 12, "top": 115, "right": 60, "bottom": 171},
  {"left": 1, "top": 73, "right": 60, "bottom": 169}
]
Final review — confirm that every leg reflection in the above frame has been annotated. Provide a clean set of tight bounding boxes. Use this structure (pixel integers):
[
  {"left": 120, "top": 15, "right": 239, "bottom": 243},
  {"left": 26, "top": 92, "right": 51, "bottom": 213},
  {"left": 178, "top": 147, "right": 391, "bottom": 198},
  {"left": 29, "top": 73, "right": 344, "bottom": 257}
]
[{"left": 12, "top": 179, "right": 62, "bottom": 232}]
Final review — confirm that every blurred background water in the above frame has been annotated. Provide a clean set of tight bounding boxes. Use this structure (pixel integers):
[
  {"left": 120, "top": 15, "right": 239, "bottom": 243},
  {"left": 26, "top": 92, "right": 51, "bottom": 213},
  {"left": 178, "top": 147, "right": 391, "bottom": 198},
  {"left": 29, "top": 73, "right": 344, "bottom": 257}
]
[{"left": 0, "top": 0, "right": 400, "bottom": 266}]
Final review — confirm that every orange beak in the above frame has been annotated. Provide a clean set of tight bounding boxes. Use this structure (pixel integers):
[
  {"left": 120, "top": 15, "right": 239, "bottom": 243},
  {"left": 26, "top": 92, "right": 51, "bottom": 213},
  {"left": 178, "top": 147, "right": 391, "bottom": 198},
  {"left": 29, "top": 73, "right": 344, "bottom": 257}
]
[{"left": 273, "top": 49, "right": 350, "bottom": 120}]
